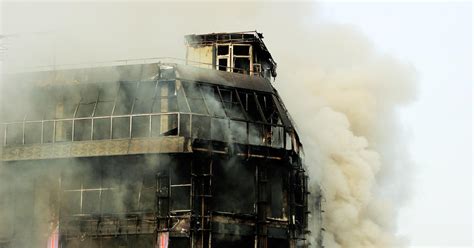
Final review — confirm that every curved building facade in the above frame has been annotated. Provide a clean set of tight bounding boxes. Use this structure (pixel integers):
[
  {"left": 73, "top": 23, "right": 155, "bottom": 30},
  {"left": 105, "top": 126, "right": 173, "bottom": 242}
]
[{"left": 0, "top": 32, "right": 310, "bottom": 248}]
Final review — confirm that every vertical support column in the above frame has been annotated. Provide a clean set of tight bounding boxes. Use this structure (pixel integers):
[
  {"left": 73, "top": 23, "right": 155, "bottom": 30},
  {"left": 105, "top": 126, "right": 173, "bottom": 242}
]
[
  {"left": 156, "top": 171, "right": 170, "bottom": 247},
  {"left": 191, "top": 158, "right": 212, "bottom": 248},
  {"left": 256, "top": 162, "right": 268, "bottom": 248}
]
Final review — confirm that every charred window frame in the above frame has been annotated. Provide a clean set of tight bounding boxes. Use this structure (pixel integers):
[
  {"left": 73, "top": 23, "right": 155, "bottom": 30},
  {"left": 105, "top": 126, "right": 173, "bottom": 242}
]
[
  {"left": 216, "top": 87, "right": 246, "bottom": 120},
  {"left": 216, "top": 44, "right": 230, "bottom": 72},
  {"left": 232, "top": 44, "right": 252, "bottom": 75}
]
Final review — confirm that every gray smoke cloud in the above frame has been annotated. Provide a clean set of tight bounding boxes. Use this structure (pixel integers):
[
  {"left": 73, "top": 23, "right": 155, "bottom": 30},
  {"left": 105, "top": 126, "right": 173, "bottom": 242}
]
[{"left": 1, "top": 2, "right": 417, "bottom": 247}]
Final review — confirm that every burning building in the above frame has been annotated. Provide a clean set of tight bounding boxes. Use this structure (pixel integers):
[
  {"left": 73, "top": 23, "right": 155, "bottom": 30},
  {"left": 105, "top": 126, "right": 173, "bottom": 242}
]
[{"left": 0, "top": 31, "right": 311, "bottom": 248}]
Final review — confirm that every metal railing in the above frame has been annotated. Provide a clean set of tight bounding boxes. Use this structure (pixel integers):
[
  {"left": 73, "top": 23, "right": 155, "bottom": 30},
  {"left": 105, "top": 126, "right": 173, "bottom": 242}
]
[
  {"left": 0, "top": 112, "right": 290, "bottom": 149},
  {"left": 10, "top": 57, "right": 264, "bottom": 76}
]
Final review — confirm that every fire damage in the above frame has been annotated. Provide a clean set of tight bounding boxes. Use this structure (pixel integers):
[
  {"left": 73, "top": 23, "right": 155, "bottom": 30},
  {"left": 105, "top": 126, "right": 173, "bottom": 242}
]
[{"left": 0, "top": 31, "right": 317, "bottom": 248}]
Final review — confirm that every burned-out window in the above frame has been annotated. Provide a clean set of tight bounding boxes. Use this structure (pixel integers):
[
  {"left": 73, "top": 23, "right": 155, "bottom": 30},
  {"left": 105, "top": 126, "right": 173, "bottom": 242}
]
[
  {"left": 233, "top": 58, "right": 250, "bottom": 74},
  {"left": 132, "top": 81, "right": 157, "bottom": 114},
  {"left": 257, "top": 94, "right": 280, "bottom": 124},
  {"left": 211, "top": 159, "right": 255, "bottom": 214},
  {"left": 201, "top": 85, "right": 226, "bottom": 117},
  {"left": 216, "top": 45, "right": 230, "bottom": 71},
  {"left": 94, "top": 84, "right": 118, "bottom": 117},
  {"left": 182, "top": 81, "right": 208, "bottom": 115},
  {"left": 238, "top": 91, "right": 264, "bottom": 122},
  {"left": 93, "top": 118, "right": 111, "bottom": 140},
  {"left": 232, "top": 44, "right": 251, "bottom": 74},
  {"left": 218, "top": 88, "right": 245, "bottom": 120},
  {"left": 75, "top": 86, "right": 99, "bottom": 118},
  {"left": 113, "top": 82, "right": 138, "bottom": 115}
]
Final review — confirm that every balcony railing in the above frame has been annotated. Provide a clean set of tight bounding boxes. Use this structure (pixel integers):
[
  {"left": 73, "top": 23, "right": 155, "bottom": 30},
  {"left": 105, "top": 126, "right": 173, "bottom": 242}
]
[{"left": 0, "top": 113, "right": 291, "bottom": 150}]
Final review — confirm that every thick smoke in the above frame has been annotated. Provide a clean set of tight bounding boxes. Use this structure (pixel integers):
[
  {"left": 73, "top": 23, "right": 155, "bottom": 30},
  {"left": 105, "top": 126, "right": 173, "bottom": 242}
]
[
  {"left": 1, "top": 2, "right": 417, "bottom": 248},
  {"left": 277, "top": 25, "right": 417, "bottom": 247}
]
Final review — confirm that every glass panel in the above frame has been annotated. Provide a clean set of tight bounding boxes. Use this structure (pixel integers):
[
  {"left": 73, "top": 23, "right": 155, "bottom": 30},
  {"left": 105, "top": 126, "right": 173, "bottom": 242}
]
[
  {"left": 230, "top": 120, "right": 247, "bottom": 144},
  {"left": 82, "top": 191, "right": 100, "bottom": 214},
  {"left": 76, "top": 103, "right": 95, "bottom": 117},
  {"left": 24, "top": 122, "right": 41, "bottom": 144},
  {"left": 249, "top": 123, "right": 263, "bottom": 146},
  {"left": 285, "top": 132, "right": 292, "bottom": 150},
  {"left": 271, "top": 126, "right": 284, "bottom": 148},
  {"left": 6, "top": 123, "right": 22, "bottom": 145},
  {"left": 74, "top": 119, "right": 92, "bottom": 141},
  {"left": 62, "top": 191, "right": 81, "bottom": 215},
  {"left": 79, "top": 85, "right": 99, "bottom": 103},
  {"left": 262, "top": 125, "right": 273, "bottom": 146},
  {"left": 43, "top": 121, "right": 54, "bottom": 143},
  {"left": 211, "top": 118, "right": 228, "bottom": 142},
  {"left": 93, "top": 118, "right": 111, "bottom": 140},
  {"left": 112, "top": 117, "right": 130, "bottom": 139},
  {"left": 202, "top": 86, "right": 226, "bottom": 117},
  {"left": 101, "top": 189, "right": 122, "bottom": 213},
  {"left": 98, "top": 83, "right": 118, "bottom": 101},
  {"left": 188, "top": 98, "right": 208, "bottom": 115},
  {"left": 179, "top": 114, "right": 191, "bottom": 137},
  {"left": 132, "top": 116, "right": 150, "bottom": 138},
  {"left": 177, "top": 87, "right": 190, "bottom": 112},
  {"left": 94, "top": 101, "right": 114, "bottom": 117},
  {"left": 152, "top": 114, "right": 178, "bottom": 137},
  {"left": 191, "top": 115, "right": 210, "bottom": 139},
  {"left": 220, "top": 89, "right": 245, "bottom": 119},
  {"left": 113, "top": 82, "right": 137, "bottom": 115},
  {"left": 133, "top": 81, "right": 156, "bottom": 114},
  {"left": 0, "top": 124, "right": 5, "bottom": 145}
]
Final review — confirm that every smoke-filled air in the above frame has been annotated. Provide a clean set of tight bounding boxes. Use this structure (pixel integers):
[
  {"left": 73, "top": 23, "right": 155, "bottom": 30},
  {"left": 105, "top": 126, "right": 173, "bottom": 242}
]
[{"left": 1, "top": 2, "right": 417, "bottom": 248}]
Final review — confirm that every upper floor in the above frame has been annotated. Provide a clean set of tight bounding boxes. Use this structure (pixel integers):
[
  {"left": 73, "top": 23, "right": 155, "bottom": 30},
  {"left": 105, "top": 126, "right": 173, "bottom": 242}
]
[{"left": 185, "top": 31, "right": 277, "bottom": 79}]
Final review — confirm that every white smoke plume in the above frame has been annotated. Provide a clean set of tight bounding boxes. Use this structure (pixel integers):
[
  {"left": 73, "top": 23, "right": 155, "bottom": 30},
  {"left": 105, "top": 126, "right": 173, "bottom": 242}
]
[
  {"left": 277, "top": 25, "right": 418, "bottom": 247},
  {"left": 1, "top": 2, "right": 418, "bottom": 247}
]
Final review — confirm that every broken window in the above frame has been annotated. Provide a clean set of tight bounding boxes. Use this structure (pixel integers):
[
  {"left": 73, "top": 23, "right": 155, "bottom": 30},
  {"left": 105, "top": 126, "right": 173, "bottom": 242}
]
[
  {"left": 74, "top": 119, "right": 92, "bottom": 141},
  {"left": 232, "top": 44, "right": 252, "bottom": 74},
  {"left": 216, "top": 45, "right": 230, "bottom": 71},
  {"left": 211, "top": 159, "right": 255, "bottom": 214},
  {"left": 94, "top": 84, "right": 118, "bottom": 117},
  {"left": 238, "top": 91, "right": 265, "bottom": 122},
  {"left": 92, "top": 118, "right": 111, "bottom": 140},
  {"left": 132, "top": 116, "right": 150, "bottom": 138},
  {"left": 211, "top": 118, "right": 229, "bottom": 142},
  {"left": 6, "top": 123, "right": 23, "bottom": 145},
  {"left": 133, "top": 81, "right": 157, "bottom": 114},
  {"left": 182, "top": 81, "right": 208, "bottom": 115},
  {"left": 113, "top": 82, "right": 137, "bottom": 115},
  {"left": 112, "top": 117, "right": 130, "bottom": 139},
  {"left": 229, "top": 120, "right": 247, "bottom": 144},
  {"left": 233, "top": 57, "right": 250, "bottom": 74},
  {"left": 201, "top": 85, "right": 226, "bottom": 117},
  {"left": 218, "top": 88, "right": 245, "bottom": 120}
]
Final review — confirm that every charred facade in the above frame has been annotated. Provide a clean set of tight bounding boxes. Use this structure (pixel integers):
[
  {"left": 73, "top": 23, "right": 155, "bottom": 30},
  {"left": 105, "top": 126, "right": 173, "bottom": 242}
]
[{"left": 0, "top": 32, "right": 310, "bottom": 248}]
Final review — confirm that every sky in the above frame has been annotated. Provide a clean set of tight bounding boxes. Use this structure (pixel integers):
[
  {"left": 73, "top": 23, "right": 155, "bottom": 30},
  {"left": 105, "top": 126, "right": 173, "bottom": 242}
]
[
  {"left": 0, "top": 1, "right": 472, "bottom": 248},
  {"left": 316, "top": 2, "right": 472, "bottom": 247}
]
